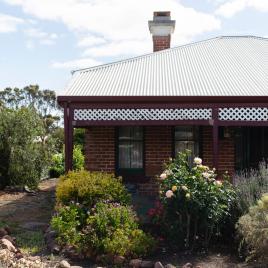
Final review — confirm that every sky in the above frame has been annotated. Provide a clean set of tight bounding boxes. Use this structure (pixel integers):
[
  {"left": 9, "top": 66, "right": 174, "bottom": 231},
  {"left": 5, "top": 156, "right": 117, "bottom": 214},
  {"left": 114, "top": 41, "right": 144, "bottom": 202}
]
[{"left": 0, "top": 0, "right": 268, "bottom": 94}]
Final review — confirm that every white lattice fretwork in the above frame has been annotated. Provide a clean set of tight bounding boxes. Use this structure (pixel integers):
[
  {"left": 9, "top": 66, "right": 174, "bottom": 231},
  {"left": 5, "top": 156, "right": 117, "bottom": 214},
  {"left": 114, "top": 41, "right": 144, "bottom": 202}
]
[
  {"left": 74, "top": 108, "right": 212, "bottom": 121},
  {"left": 219, "top": 107, "right": 268, "bottom": 121}
]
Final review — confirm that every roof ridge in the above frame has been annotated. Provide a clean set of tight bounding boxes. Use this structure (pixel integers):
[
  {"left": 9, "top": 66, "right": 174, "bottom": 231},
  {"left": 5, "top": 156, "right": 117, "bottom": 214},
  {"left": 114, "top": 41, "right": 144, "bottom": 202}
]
[{"left": 71, "top": 35, "right": 267, "bottom": 75}]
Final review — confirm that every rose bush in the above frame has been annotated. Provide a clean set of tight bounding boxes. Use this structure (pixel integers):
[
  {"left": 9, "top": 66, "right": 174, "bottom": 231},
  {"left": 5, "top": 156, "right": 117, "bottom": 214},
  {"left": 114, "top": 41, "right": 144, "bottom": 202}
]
[{"left": 152, "top": 151, "right": 236, "bottom": 249}]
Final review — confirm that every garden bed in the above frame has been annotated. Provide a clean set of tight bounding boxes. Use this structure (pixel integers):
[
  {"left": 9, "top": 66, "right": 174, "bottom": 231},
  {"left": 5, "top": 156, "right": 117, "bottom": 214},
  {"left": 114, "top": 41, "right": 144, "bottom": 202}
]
[{"left": 0, "top": 176, "right": 265, "bottom": 267}]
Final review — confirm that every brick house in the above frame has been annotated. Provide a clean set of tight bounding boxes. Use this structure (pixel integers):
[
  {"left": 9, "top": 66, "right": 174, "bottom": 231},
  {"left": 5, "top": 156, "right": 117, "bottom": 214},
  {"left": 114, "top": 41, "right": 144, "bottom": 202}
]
[{"left": 58, "top": 12, "right": 268, "bottom": 195}]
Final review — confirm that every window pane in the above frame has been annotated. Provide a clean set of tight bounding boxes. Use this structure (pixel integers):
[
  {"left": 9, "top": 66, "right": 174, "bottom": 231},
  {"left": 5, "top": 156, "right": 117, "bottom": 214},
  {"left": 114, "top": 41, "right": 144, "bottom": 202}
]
[
  {"left": 131, "top": 127, "right": 143, "bottom": 140},
  {"left": 175, "top": 126, "right": 195, "bottom": 140},
  {"left": 118, "top": 127, "right": 143, "bottom": 169},
  {"left": 118, "top": 127, "right": 132, "bottom": 140},
  {"left": 175, "top": 141, "right": 197, "bottom": 154},
  {"left": 131, "top": 142, "right": 143, "bottom": 168},
  {"left": 118, "top": 126, "right": 143, "bottom": 141},
  {"left": 174, "top": 126, "right": 200, "bottom": 164},
  {"left": 118, "top": 143, "right": 131, "bottom": 168}
]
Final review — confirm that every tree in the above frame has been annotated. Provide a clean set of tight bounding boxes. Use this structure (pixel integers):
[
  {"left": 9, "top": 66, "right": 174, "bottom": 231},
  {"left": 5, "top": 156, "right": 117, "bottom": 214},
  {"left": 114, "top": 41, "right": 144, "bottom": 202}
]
[
  {"left": 0, "top": 85, "right": 61, "bottom": 140},
  {"left": 0, "top": 107, "right": 48, "bottom": 188}
]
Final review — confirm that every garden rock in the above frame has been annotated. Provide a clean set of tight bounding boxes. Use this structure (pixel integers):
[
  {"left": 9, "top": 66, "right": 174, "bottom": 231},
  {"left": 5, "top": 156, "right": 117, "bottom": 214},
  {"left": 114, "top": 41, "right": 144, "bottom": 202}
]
[
  {"left": 45, "top": 226, "right": 61, "bottom": 254},
  {"left": 0, "top": 228, "right": 8, "bottom": 238},
  {"left": 129, "top": 259, "right": 142, "bottom": 267},
  {"left": 165, "top": 264, "right": 176, "bottom": 268},
  {"left": 154, "top": 261, "right": 164, "bottom": 268},
  {"left": 24, "top": 185, "right": 36, "bottom": 194},
  {"left": 182, "top": 263, "right": 193, "bottom": 268},
  {"left": 0, "top": 249, "right": 8, "bottom": 258},
  {"left": 2, "top": 235, "right": 16, "bottom": 245},
  {"left": 141, "top": 260, "right": 154, "bottom": 268},
  {"left": 28, "top": 256, "right": 41, "bottom": 262},
  {"left": 59, "top": 260, "right": 71, "bottom": 268},
  {"left": 15, "top": 252, "right": 23, "bottom": 259},
  {"left": 114, "top": 255, "right": 126, "bottom": 265},
  {"left": 1, "top": 238, "right": 16, "bottom": 252},
  {"left": 96, "top": 254, "right": 113, "bottom": 264}
]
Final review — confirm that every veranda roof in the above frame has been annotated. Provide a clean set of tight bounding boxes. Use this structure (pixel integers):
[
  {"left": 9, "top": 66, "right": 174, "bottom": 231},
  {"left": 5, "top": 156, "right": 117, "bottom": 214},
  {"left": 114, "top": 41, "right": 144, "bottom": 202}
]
[{"left": 62, "top": 36, "right": 268, "bottom": 97}]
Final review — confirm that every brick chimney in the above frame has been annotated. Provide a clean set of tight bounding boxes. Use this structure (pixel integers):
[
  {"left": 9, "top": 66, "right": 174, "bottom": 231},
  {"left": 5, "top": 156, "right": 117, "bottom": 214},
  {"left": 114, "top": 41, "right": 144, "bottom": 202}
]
[{"left": 148, "top": 11, "right": 175, "bottom": 52}]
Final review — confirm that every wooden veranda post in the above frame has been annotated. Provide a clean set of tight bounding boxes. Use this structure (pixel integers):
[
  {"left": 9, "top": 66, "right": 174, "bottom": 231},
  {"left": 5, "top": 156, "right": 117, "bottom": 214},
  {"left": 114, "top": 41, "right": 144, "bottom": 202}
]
[
  {"left": 64, "top": 103, "right": 69, "bottom": 173},
  {"left": 212, "top": 108, "right": 219, "bottom": 171},
  {"left": 64, "top": 103, "right": 74, "bottom": 173},
  {"left": 68, "top": 107, "right": 74, "bottom": 171}
]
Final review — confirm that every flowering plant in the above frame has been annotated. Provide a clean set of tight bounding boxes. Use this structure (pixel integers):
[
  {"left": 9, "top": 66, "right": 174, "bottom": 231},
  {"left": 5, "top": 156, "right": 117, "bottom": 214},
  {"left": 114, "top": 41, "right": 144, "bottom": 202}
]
[
  {"left": 156, "top": 151, "right": 236, "bottom": 249},
  {"left": 236, "top": 193, "right": 268, "bottom": 263}
]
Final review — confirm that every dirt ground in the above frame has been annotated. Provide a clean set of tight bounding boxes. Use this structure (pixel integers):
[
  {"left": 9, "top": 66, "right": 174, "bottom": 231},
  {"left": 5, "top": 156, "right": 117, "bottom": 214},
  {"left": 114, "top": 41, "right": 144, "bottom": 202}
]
[
  {"left": 0, "top": 179, "right": 56, "bottom": 227},
  {"left": 0, "top": 179, "right": 265, "bottom": 268}
]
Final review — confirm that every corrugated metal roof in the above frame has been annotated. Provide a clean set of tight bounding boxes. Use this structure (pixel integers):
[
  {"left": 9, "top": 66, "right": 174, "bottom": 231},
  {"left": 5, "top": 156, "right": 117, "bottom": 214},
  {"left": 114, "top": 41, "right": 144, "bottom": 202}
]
[{"left": 62, "top": 36, "right": 268, "bottom": 96}]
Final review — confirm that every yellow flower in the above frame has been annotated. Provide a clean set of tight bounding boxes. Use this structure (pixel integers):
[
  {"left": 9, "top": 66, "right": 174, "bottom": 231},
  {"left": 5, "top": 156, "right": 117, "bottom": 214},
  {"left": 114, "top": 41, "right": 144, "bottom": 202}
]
[
  {"left": 261, "top": 194, "right": 268, "bottom": 205},
  {"left": 193, "top": 157, "right": 202, "bottom": 165},
  {"left": 172, "top": 185, "right": 177, "bottom": 192},
  {"left": 185, "top": 193, "right": 191, "bottom": 199},
  {"left": 181, "top": 185, "right": 188, "bottom": 191},
  {"left": 261, "top": 194, "right": 268, "bottom": 209}
]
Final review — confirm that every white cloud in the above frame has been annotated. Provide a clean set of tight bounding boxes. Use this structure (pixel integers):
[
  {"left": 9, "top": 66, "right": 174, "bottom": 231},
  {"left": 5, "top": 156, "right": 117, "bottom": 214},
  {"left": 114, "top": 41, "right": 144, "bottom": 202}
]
[
  {"left": 216, "top": 0, "right": 268, "bottom": 18},
  {"left": 51, "top": 58, "right": 102, "bottom": 70},
  {"left": 24, "top": 27, "right": 58, "bottom": 46},
  {"left": 78, "top": 36, "right": 106, "bottom": 47},
  {"left": 83, "top": 39, "right": 151, "bottom": 58},
  {"left": 0, "top": 13, "right": 24, "bottom": 33},
  {"left": 3, "top": 0, "right": 221, "bottom": 56}
]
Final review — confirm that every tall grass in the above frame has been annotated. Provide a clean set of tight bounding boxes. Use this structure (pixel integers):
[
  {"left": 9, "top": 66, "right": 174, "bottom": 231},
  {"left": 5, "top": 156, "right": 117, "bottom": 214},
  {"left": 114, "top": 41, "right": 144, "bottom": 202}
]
[{"left": 233, "top": 161, "right": 268, "bottom": 213}]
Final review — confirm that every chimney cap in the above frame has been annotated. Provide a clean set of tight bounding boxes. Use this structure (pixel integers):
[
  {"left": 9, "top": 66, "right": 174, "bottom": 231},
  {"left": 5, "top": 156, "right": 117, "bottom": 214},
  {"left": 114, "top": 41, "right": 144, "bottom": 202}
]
[
  {"left": 148, "top": 11, "right": 175, "bottom": 36},
  {"left": 154, "top": 11, "right": 170, "bottom": 17}
]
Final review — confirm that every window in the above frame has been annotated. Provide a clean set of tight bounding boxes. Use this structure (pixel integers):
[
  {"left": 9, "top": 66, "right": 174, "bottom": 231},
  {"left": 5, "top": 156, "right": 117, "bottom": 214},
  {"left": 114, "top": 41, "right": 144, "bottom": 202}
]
[
  {"left": 235, "top": 127, "right": 268, "bottom": 170},
  {"left": 117, "top": 127, "right": 144, "bottom": 175},
  {"left": 174, "top": 126, "right": 199, "bottom": 162}
]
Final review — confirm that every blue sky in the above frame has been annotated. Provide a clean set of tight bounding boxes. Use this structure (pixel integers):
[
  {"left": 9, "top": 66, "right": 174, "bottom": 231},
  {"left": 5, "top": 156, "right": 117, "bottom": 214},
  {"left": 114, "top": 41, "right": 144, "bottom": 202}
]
[{"left": 0, "top": 0, "right": 268, "bottom": 94}]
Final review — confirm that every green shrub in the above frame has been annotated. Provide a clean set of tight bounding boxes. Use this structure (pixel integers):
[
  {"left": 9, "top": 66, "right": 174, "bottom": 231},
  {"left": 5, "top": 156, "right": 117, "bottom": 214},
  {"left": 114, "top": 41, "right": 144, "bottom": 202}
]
[
  {"left": 155, "top": 151, "right": 236, "bottom": 249},
  {"left": 49, "top": 153, "right": 64, "bottom": 178},
  {"left": 51, "top": 172, "right": 154, "bottom": 259},
  {"left": 51, "top": 204, "right": 85, "bottom": 247},
  {"left": 49, "top": 145, "right": 85, "bottom": 178},
  {"left": 234, "top": 161, "right": 268, "bottom": 213},
  {"left": 84, "top": 202, "right": 155, "bottom": 257},
  {"left": 56, "top": 170, "right": 131, "bottom": 207},
  {"left": 51, "top": 202, "right": 155, "bottom": 258},
  {"left": 73, "top": 145, "right": 85, "bottom": 171},
  {"left": 74, "top": 128, "right": 85, "bottom": 150},
  {"left": 236, "top": 193, "right": 268, "bottom": 263},
  {"left": 0, "top": 107, "right": 48, "bottom": 188}
]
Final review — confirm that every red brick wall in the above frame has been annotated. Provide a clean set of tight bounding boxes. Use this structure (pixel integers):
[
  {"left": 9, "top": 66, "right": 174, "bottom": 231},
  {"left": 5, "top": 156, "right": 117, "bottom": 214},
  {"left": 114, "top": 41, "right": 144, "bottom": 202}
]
[
  {"left": 84, "top": 126, "right": 235, "bottom": 194},
  {"left": 202, "top": 126, "right": 235, "bottom": 175},
  {"left": 138, "top": 126, "right": 172, "bottom": 195},
  {"left": 145, "top": 126, "right": 172, "bottom": 176},
  {"left": 85, "top": 126, "right": 115, "bottom": 173},
  {"left": 153, "top": 35, "right": 171, "bottom": 52}
]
